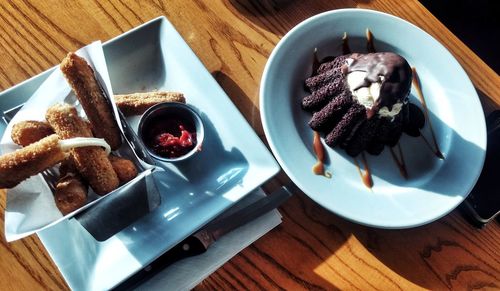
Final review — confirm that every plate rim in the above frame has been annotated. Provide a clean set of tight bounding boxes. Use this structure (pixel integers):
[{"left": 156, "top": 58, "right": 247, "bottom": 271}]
[{"left": 259, "top": 8, "right": 486, "bottom": 228}]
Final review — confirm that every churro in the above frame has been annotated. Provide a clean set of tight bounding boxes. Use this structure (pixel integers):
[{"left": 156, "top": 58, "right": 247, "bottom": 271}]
[
  {"left": 11, "top": 120, "right": 54, "bottom": 146},
  {"left": 46, "top": 103, "right": 119, "bottom": 195},
  {"left": 114, "top": 91, "right": 186, "bottom": 116},
  {"left": 60, "top": 52, "right": 122, "bottom": 150},
  {"left": 0, "top": 134, "right": 67, "bottom": 188},
  {"left": 0, "top": 132, "right": 111, "bottom": 189},
  {"left": 109, "top": 155, "right": 138, "bottom": 184}
]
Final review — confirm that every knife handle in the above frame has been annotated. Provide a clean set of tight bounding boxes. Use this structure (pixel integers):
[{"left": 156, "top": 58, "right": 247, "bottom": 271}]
[{"left": 114, "top": 185, "right": 294, "bottom": 290}]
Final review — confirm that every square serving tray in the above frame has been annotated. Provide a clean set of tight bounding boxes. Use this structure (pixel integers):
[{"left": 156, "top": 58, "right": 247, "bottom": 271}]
[{"left": 0, "top": 16, "right": 280, "bottom": 290}]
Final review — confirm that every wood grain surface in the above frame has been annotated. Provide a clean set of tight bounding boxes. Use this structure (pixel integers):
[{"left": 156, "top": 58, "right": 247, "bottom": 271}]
[{"left": 0, "top": 0, "right": 499, "bottom": 290}]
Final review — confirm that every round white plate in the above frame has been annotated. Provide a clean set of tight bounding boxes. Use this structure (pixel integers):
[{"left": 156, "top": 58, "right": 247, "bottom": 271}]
[{"left": 260, "top": 9, "right": 486, "bottom": 228}]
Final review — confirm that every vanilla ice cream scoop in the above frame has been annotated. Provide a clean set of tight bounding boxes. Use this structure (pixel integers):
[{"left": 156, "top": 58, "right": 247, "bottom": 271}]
[{"left": 345, "top": 52, "right": 412, "bottom": 119}]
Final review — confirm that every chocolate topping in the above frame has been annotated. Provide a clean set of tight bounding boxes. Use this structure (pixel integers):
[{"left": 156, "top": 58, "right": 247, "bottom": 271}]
[
  {"left": 346, "top": 52, "right": 412, "bottom": 113},
  {"left": 302, "top": 49, "right": 421, "bottom": 158}
]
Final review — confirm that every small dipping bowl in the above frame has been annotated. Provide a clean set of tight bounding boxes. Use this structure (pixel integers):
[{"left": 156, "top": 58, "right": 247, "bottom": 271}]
[{"left": 138, "top": 102, "right": 204, "bottom": 163}]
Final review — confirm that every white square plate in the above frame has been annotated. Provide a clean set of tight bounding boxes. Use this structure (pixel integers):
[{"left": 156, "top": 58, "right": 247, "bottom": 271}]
[{"left": 0, "top": 16, "right": 280, "bottom": 290}]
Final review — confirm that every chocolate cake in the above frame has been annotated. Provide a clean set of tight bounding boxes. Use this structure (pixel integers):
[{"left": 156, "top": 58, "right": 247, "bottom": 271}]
[{"left": 302, "top": 52, "right": 421, "bottom": 157}]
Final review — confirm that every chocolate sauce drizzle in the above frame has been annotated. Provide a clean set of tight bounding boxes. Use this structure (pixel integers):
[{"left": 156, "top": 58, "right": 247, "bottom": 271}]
[
  {"left": 411, "top": 67, "right": 444, "bottom": 159},
  {"left": 311, "top": 48, "right": 320, "bottom": 78},
  {"left": 366, "top": 29, "right": 376, "bottom": 53},
  {"left": 342, "top": 32, "right": 351, "bottom": 55},
  {"left": 312, "top": 131, "right": 332, "bottom": 178},
  {"left": 354, "top": 153, "right": 373, "bottom": 189},
  {"left": 389, "top": 143, "right": 408, "bottom": 179}
]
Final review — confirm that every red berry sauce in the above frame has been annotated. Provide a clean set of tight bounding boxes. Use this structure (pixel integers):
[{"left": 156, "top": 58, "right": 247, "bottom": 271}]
[{"left": 144, "top": 116, "right": 197, "bottom": 159}]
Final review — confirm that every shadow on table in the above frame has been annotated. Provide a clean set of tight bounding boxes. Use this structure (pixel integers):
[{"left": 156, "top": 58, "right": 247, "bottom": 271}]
[
  {"left": 256, "top": 186, "right": 498, "bottom": 290},
  {"left": 357, "top": 214, "right": 500, "bottom": 289},
  {"left": 247, "top": 178, "right": 351, "bottom": 290},
  {"left": 211, "top": 71, "right": 343, "bottom": 289},
  {"left": 225, "top": 0, "right": 359, "bottom": 37},
  {"left": 211, "top": 70, "right": 264, "bottom": 136}
]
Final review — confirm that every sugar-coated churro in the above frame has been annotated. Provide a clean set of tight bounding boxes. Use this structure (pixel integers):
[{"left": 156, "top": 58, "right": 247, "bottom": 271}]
[
  {"left": 0, "top": 134, "right": 67, "bottom": 189},
  {"left": 46, "top": 102, "right": 93, "bottom": 138},
  {"left": 46, "top": 103, "right": 119, "bottom": 195},
  {"left": 0, "top": 132, "right": 111, "bottom": 189},
  {"left": 60, "top": 52, "right": 122, "bottom": 150},
  {"left": 11, "top": 120, "right": 54, "bottom": 146},
  {"left": 109, "top": 155, "right": 138, "bottom": 184},
  {"left": 114, "top": 91, "right": 186, "bottom": 116}
]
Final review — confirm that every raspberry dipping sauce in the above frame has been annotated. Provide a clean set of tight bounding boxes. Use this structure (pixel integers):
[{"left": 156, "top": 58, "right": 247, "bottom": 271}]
[
  {"left": 150, "top": 122, "right": 196, "bottom": 158},
  {"left": 138, "top": 102, "right": 204, "bottom": 162}
]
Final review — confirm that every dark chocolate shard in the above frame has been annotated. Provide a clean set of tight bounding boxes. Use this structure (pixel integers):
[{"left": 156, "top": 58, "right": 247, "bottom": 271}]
[{"left": 311, "top": 48, "right": 321, "bottom": 78}]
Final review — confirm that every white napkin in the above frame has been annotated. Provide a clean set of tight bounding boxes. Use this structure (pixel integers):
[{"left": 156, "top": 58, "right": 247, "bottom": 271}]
[{"left": 136, "top": 188, "right": 282, "bottom": 291}]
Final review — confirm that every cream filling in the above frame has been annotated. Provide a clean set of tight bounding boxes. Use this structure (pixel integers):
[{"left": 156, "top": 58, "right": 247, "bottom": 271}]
[{"left": 346, "top": 70, "right": 402, "bottom": 119}]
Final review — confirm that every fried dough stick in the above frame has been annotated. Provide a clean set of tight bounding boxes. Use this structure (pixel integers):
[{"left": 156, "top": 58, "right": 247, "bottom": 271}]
[
  {"left": 11, "top": 120, "right": 54, "bottom": 146},
  {"left": 60, "top": 52, "right": 122, "bottom": 150},
  {"left": 114, "top": 91, "right": 186, "bottom": 116},
  {"left": 0, "top": 133, "right": 109, "bottom": 189},
  {"left": 55, "top": 182, "right": 87, "bottom": 215},
  {"left": 109, "top": 155, "right": 138, "bottom": 184},
  {"left": 55, "top": 175, "right": 87, "bottom": 215},
  {"left": 46, "top": 103, "right": 119, "bottom": 195},
  {"left": 9, "top": 119, "right": 137, "bottom": 187},
  {"left": 55, "top": 157, "right": 88, "bottom": 215},
  {"left": 0, "top": 135, "right": 66, "bottom": 188}
]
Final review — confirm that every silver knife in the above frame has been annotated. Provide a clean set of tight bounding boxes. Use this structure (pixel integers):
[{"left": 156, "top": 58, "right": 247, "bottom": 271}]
[{"left": 114, "top": 185, "right": 293, "bottom": 290}]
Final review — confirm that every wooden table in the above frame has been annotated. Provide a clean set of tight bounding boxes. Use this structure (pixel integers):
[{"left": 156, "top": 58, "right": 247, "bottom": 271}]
[{"left": 1, "top": 1, "right": 499, "bottom": 290}]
